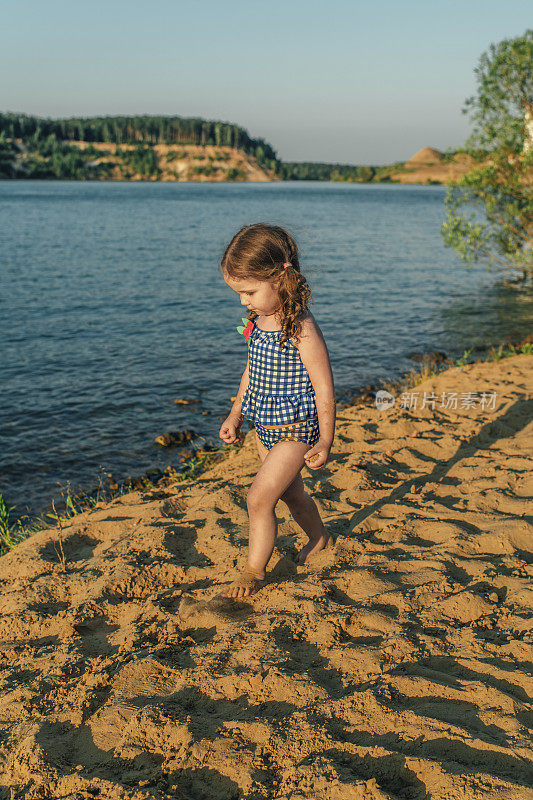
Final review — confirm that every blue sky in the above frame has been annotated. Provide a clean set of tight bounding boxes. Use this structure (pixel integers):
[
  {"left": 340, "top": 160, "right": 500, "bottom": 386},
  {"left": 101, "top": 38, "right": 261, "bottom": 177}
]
[{"left": 1, "top": 0, "right": 530, "bottom": 164}]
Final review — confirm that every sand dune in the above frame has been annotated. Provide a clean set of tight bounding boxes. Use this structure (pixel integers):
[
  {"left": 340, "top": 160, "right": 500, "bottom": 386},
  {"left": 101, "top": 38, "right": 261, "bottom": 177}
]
[{"left": 0, "top": 355, "right": 532, "bottom": 799}]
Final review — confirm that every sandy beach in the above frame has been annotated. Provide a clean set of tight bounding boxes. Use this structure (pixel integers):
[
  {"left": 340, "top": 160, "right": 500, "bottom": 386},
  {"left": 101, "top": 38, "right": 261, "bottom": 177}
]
[{"left": 0, "top": 353, "right": 532, "bottom": 799}]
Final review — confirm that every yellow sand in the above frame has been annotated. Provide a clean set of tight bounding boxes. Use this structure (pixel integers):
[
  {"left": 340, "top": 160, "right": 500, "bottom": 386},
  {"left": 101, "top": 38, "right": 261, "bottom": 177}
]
[{"left": 0, "top": 355, "right": 532, "bottom": 799}]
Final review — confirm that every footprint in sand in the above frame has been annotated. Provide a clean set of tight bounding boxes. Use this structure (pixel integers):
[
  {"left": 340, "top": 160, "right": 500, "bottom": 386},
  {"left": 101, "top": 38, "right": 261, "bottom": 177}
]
[{"left": 178, "top": 593, "right": 254, "bottom": 624}]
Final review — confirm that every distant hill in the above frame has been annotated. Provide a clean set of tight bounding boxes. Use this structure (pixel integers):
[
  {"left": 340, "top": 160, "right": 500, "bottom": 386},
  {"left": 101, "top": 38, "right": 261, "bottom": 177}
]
[
  {"left": 388, "top": 147, "right": 478, "bottom": 184},
  {"left": 0, "top": 112, "right": 279, "bottom": 182},
  {"left": 405, "top": 147, "right": 444, "bottom": 165}
]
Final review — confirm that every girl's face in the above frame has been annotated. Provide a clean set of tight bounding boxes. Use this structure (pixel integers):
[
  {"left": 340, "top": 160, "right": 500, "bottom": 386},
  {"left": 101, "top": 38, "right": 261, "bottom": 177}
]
[{"left": 224, "top": 274, "right": 281, "bottom": 317}]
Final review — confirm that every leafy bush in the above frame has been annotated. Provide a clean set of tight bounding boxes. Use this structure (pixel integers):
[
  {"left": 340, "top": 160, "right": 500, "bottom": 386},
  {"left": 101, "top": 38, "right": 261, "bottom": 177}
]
[
  {"left": 224, "top": 166, "right": 246, "bottom": 181},
  {"left": 120, "top": 144, "right": 161, "bottom": 177},
  {"left": 192, "top": 163, "right": 217, "bottom": 176}
]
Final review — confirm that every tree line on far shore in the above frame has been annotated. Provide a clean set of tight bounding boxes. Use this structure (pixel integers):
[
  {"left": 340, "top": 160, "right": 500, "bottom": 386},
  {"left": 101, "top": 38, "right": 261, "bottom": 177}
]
[{"left": 277, "top": 161, "right": 410, "bottom": 181}]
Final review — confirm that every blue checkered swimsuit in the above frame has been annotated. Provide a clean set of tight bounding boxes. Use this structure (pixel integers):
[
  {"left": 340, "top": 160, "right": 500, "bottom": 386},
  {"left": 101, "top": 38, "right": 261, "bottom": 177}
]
[{"left": 241, "top": 319, "right": 320, "bottom": 450}]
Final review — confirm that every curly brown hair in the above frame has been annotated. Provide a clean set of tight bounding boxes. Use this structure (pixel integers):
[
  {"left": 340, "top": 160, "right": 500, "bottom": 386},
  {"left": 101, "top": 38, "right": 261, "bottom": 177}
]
[{"left": 220, "top": 223, "right": 312, "bottom": 349}]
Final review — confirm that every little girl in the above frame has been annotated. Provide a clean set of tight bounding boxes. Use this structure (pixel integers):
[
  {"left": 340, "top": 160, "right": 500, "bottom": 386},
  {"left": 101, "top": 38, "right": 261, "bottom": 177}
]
[{"left": 218, "top": 223, "right": 336, "bottom": 600}]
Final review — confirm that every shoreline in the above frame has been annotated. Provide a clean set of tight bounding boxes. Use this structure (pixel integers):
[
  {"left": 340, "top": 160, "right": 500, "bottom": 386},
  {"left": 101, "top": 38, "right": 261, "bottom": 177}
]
[
  {"left": 1, "top": 175, "right": 459, "bottom": 186},
  {"left": 0, "top": 344, "right": 531, "bottom": 797},
  {"left": 3, "top": 332, "right": 531, "bottom": 551}
]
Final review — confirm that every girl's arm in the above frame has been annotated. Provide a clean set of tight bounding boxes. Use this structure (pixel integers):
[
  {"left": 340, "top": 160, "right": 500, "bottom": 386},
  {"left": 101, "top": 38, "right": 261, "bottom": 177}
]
[
  {"left": 220, "top": 357, "right": 250, "bottom": 444},
  {"left": 294, "top": 313, "right": 336, "bottom": 468},
  {"left": 230, "top": 356, "right": 250, "bottom": 419}
]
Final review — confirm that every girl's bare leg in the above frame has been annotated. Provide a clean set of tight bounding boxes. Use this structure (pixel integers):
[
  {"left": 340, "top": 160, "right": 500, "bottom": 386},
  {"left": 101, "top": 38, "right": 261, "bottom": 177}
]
[
  {"left": 222, "top": 438, "right": 310, "bottom": 599},
  {"left": 254, "top": 434, "right": 330, "bottom": 564},
  {"left": 221, "top": 435, "right": 330, "bottom": 599},
  {"left": 282, "top": 472, "right": 331, "bottom": 564}
]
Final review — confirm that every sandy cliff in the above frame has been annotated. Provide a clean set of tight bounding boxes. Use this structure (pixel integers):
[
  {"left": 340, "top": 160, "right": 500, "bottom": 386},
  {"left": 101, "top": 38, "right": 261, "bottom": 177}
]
[
  {"left": 72, "top": 141, "right": 278, "bottom": 182},
  {"left": 389, "top": 147, "right": 478, "bottom": 185}
]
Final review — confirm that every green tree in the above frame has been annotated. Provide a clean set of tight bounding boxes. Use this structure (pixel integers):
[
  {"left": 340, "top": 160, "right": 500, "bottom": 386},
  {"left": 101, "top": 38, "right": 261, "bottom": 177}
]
[{"left": 441, "top": 30, "right": 533, "bottom": 283}]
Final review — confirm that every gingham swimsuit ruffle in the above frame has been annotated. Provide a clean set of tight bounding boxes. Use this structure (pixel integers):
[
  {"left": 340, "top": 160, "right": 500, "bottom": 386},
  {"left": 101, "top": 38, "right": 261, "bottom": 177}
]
[{"left": 241, "top": 321, "right": 317, "bottom": 426}]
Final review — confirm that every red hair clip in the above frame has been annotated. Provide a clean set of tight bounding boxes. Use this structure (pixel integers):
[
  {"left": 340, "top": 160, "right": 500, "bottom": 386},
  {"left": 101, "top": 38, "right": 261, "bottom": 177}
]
[
  {"left": 237, "top": 317, "right": 255, "bottom": 342},
  {"left": 283, "top": 262, "right": 292, "bottom": 269}
]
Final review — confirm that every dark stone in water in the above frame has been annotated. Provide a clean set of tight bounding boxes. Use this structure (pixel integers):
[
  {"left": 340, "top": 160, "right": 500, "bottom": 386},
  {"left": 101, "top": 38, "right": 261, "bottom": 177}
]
[{"left": 155, "top": 429, "right": 197, "bottom": 447}]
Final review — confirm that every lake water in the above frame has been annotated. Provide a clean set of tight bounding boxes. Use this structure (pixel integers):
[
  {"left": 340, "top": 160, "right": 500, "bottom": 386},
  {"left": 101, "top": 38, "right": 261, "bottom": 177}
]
[{"left": 1, "top": 180, "right": 531, "bottom": 521}]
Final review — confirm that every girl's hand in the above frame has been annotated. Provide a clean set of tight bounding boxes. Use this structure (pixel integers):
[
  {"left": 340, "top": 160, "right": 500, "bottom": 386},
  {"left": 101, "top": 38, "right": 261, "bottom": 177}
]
[
  {"left": 304, "top": 438, "right": 332, "bottom": 470},
  {"left": 219, "top": 414, "right": 243, "bottom": 444}
]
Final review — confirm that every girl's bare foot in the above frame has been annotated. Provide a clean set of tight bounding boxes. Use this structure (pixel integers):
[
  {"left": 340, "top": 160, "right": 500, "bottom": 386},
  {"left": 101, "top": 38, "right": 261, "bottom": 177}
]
[
  {"left": 221, "top": 565, "right": 266, "bottom": 599},
  {"left": 297, "top": 532, "right": 334, "bottom": 565}
]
